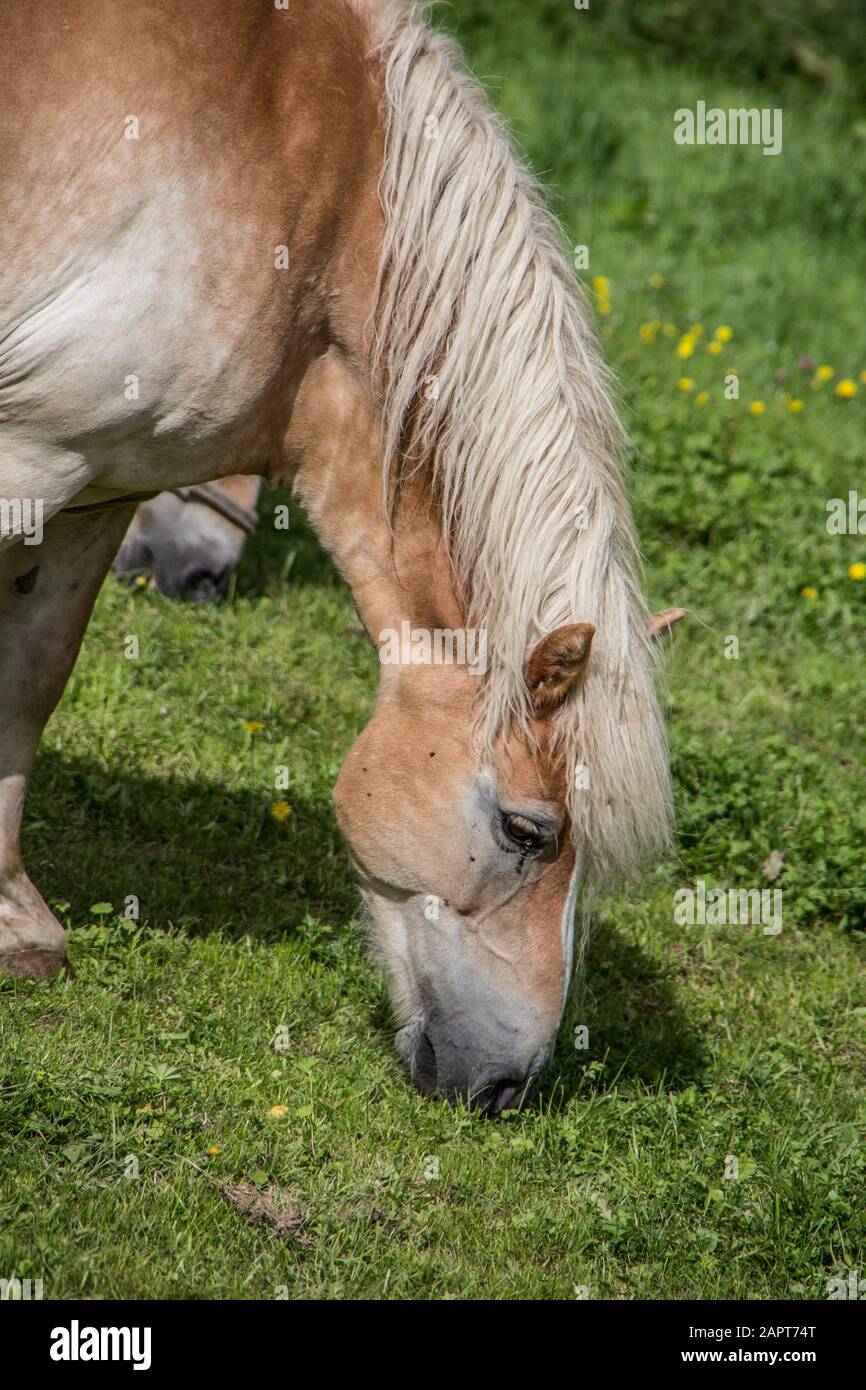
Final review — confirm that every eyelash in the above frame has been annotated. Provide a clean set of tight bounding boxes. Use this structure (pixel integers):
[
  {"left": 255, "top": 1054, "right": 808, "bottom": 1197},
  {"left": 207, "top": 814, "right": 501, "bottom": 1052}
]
[{"left": 500, "top": 812, "right": 544, "bottom": 855}]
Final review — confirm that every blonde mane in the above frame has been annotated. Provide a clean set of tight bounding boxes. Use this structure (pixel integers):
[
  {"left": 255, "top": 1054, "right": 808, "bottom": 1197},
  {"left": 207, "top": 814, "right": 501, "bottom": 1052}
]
[{"left": 365, "top": 0, "right": 672, "bottom": 896}]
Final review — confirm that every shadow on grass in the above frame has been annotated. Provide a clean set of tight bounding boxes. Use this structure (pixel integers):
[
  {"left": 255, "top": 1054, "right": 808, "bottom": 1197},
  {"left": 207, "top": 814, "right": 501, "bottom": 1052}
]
[
  {"left": 26, "top": 746, "right": 705, "bottom": 1103},
  {"left": 544, "top": 919, "right": 708, "bottom": 1105},
  {"left": 26, "top": 749, "right": 357, "bottom": 945}
]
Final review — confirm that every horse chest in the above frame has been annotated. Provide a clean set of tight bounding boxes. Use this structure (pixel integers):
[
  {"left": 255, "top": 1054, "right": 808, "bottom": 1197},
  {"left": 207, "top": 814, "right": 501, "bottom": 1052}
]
[{"left": 1, "top": 218, "right": 321, "bottom": 493}]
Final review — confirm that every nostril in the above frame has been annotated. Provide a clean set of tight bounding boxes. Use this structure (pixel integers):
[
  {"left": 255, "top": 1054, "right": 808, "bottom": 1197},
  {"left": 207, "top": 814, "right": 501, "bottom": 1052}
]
[
  {"left": 181, "top": 568, "right": 222, "bottom": 603},
  {"left": 412, "top": 1030, "right": 438, "bottom": 1092},
  {"left": 484, "top": 1077, "right": 526, "bottom": 1117}
]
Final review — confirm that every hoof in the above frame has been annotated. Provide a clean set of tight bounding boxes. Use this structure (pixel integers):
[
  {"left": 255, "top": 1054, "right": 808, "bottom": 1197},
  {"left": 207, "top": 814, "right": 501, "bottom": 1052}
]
[
  {"left": 0, "top": 879, "right": 70, "bottom": 980},
  {"left": 0, "top": 946, "right": 70, "bottom": 979}
]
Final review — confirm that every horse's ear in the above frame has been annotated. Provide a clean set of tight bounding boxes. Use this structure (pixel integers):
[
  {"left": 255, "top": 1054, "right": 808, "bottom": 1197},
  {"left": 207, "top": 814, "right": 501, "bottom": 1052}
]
[
  {"left": 526, "top": 624, "right": 594, "bottom": 713},
  {"left": 646, "top": 607, "right": 686, "bottom": 639}
]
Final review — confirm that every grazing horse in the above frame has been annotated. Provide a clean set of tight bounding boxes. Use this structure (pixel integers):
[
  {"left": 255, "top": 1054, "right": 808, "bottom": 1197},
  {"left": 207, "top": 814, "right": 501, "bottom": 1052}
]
[
  {"left": 0, "top": 0, "right": 677, "bottom": 1112},
  {"left": 114, "top": 474, "right": 261, "bottom": 601}
]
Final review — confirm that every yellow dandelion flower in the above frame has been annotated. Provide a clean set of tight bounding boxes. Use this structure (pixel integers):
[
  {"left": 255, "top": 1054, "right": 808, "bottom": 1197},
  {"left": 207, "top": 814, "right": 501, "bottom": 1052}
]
[
  {"left": 816, "top": 365, "right": 834, "bottom": 382},
  {"left": 689, "top": 324, "right": 705, "bottom": 338},
  {"left": 748, "top": 401, "right": 766, "bottom": 416},
  {"left": 208, "top": 1146, "right": 220, "bottom": 1156},
  {"left": 695, "top": 391, "right": 709, "bottom": 406},
  {"left": 835, "top": 379, "right": 857, "bottom": 399},
  {"left": 676, "top": 336, "right": 695, "bottom": 359},
  {"left": 649, "top": 273, "right": 665, "bottom": 289},
  {"left": 270, "top": 801, "right": 293, "bottom": 822},
  {"left": 849, "top": 563, "right": 866, "bottom": 581},
  {"left": 708, "top": 340, "right": 722, "bottom": 356},
  {"left": 677, "top": 377, "right": 695, "bottom": 391},
  {"left": 591, "top": 275, "right": 610, "bottom": 295},
  {"left": 639, "top": 322, "right": 657, "bottom": 343},
  {"left": 268, "top": 1105, "right": 289, "bottom": 1119},
  {"left": 801, "top": 587, "right": 817, "bottom": 600},
  {"left": 244, "top": 720, "right": 264, "bottom": 734},
  {"left": 714, "top": 326, "right": 733, "bottom": 343},
  {"left": 134, "top": 575, "right": 147, "bottom": 589},
  {"left": 598, "top": 298, "right": 612, "bottom": 317},
  {"left": 786, "top": 398, "right": 804, "bottom": 412}
]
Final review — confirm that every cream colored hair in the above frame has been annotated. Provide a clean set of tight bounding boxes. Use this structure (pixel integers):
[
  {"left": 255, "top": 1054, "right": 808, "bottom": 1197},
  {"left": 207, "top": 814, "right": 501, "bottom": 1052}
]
[{"left": 364, "top": 0, "right": 672, "bottom": 897}]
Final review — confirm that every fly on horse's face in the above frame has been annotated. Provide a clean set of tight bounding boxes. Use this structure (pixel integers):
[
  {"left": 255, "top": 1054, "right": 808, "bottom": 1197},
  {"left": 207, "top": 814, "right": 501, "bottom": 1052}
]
[{"left": 334, "top": 627, "right": 594, "bottom": 1116}]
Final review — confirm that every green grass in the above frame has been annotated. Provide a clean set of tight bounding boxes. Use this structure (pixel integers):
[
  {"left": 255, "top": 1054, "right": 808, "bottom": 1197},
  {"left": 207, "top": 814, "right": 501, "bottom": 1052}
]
[{"left": 1, "top": 2, "right": 864, "bottom": 1300}]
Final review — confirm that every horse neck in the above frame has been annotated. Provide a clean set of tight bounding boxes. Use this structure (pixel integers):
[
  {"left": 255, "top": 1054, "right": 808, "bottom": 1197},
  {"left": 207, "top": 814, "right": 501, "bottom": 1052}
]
[{"left": 287, "top": 350, "right": 463, "bottom": 646}]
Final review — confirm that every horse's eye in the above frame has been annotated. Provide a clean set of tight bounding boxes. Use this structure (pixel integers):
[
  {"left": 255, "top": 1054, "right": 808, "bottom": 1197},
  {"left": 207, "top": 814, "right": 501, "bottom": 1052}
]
[{"left": 501, "top": 812, "right": 543, "bottom": 854}]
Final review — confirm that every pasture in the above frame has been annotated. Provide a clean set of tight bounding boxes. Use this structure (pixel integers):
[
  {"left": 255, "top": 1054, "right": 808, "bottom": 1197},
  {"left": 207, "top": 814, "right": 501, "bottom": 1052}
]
[{"left": 2, "top": 0, "right": 864, "bottom": 1300}]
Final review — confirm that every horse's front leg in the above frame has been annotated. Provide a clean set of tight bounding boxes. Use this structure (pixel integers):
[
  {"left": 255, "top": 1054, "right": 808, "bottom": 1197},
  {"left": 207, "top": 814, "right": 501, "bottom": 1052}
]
[{"left": 0, "top": 505, "right": 134, "bottom": 977}]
